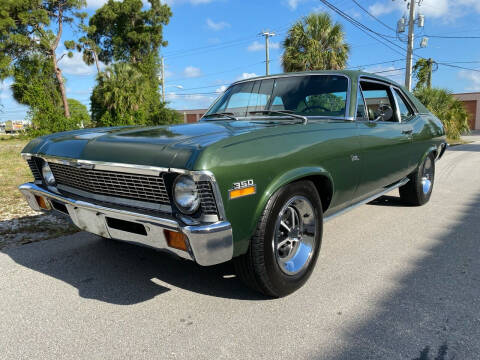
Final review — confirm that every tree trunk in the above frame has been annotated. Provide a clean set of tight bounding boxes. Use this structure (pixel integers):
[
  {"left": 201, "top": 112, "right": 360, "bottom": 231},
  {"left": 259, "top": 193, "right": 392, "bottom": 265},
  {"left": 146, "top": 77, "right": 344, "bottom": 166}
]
[
  {"left": 93, "top": 50, "right": 101, "bottom": 74},
  {"left": 52, "top": 5, "right": 70, "bottom": 118},
  {"left": 52, "top": 54, "right": 70, "bottom": 118}
]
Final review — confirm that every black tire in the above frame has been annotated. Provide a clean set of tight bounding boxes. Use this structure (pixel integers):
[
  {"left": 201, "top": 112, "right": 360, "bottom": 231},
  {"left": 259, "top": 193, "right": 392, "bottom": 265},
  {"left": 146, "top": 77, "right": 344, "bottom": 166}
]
[
  {"left": 234, "top": 180, "right": 323, "bottom": 298},
  {"left": 399, "top": 153, "right": 435, "bottom": 206}
]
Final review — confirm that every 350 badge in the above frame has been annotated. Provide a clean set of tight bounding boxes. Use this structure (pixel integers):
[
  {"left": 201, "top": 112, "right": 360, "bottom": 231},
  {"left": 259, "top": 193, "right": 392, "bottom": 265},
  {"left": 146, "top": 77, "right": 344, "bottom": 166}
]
[{"left": 229, "top": 179, "right": 256, "bottom": 199}]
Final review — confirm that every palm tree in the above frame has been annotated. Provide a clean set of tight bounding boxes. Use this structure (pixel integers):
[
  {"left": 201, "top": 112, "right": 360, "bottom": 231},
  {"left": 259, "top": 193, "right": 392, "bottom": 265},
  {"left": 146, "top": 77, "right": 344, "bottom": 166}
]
[
  {"left": 282, "top": 12, "right": 350, "bottom": 72},
  {"left": 95, "top": 63, "right": 146, "bottom": 124}
]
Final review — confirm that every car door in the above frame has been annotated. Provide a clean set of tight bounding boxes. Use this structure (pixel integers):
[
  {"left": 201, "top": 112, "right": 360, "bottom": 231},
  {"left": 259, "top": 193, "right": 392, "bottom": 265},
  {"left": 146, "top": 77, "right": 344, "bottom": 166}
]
[{"left": 353, "top": 78, "right": 414, "bottom": 200}]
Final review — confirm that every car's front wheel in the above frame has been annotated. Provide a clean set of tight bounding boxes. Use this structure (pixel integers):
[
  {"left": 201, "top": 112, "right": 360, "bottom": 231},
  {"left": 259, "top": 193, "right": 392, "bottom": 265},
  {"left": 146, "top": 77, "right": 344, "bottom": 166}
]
[
  {"left": 399, "top": 153, "right": 435, "bottom": 206},
  {"left": 234, "top": 180, "right": 323, "bottom": 297}
]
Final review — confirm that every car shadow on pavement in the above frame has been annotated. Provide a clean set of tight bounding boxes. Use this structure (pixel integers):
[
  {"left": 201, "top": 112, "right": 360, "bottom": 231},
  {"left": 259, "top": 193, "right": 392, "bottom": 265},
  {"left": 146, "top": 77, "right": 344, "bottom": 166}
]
[
  {"left": 368, "top": 194, "right": 410, "bottom": 207},
  {"left": 447, "top": 143, "right": 480, "bottom": 152},
  {"left": 325, "top": 192, "right": 480, "bottom": 359},
  {"left": 0, "top": 226, "right": 267, "bottom": 304}
]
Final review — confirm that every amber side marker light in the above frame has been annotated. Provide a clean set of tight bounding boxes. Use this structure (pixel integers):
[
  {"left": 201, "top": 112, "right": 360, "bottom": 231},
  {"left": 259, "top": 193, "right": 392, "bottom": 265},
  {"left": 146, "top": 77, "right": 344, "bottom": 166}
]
[
  {"left": 164, "top": 229, "right": 188, "bottom": 252},
  {"left": 229, "top": 186, "right": 256, "bottom": 199},
  {"left": 35, "top": 195, "right": 50, "bottom": 210}
]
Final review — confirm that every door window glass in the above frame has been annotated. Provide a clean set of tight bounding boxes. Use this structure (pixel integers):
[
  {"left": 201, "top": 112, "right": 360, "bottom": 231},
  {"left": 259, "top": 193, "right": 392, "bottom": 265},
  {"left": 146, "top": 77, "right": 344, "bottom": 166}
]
[{"left": 360, "top": 81, "right": 396, "bottom": 122}]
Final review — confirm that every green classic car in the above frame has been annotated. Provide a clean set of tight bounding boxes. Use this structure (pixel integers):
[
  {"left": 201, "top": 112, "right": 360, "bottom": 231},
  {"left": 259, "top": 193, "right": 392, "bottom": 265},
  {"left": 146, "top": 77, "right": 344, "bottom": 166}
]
[{"left": 19, "top": 70, "right": 447, "bottom": 297}]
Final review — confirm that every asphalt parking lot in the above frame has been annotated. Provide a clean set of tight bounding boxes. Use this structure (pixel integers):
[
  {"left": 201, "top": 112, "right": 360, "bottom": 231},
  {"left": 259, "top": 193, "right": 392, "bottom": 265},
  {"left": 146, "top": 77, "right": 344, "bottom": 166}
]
[{"left": 1, "top": 140, "right": 479, "bottom": 360}]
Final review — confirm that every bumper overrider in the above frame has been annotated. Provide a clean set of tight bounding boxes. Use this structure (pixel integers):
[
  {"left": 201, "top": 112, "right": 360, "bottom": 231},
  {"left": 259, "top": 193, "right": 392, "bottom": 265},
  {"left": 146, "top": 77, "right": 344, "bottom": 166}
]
[{"left": 19, "top": 182, "right": 233, "bottom": 266}]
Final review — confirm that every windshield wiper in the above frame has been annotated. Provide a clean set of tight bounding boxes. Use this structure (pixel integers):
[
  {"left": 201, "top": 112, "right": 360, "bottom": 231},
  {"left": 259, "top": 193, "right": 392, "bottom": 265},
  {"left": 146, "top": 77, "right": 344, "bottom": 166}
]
[
  {"left": 202, "top": 112, "right": 238, "bottom": 121},
  {"left": 249, "top": 110, "right": 307, "bottom": 124}
]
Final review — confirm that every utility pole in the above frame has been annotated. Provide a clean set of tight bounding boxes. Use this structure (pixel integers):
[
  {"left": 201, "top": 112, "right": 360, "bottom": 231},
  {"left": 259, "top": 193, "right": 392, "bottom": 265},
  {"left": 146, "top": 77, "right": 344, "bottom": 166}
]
[
  {"left": 404, "top": 0, "right": 416, "bottom": 91},
  {"left": 161, "top": 56, "right": 165, "bottom": 103},
  {"left": 260, "top": 31, "right": 275, "bottom": 75}
]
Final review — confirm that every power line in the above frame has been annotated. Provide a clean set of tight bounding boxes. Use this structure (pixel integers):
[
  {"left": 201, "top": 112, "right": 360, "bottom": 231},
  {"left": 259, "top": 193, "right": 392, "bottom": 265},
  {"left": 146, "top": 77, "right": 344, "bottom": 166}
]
[
  {"left": 350, "top": 0, "right": 396, "bottom": 32},
  {"left": 318, "top": 0, "right": 407, "bottom": 57},
  {"left": 425, "top": 34, "right": 480, "bottom": 39},
  {"left": 437, "top": 63, "right": 480, "bottom": 73}
]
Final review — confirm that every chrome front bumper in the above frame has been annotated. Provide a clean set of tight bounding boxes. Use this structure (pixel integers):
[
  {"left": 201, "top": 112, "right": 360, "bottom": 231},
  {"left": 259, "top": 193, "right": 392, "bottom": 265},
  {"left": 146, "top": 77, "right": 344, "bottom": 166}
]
[{"left": 19, "top": 183, "right": 233, "bottom": 266}]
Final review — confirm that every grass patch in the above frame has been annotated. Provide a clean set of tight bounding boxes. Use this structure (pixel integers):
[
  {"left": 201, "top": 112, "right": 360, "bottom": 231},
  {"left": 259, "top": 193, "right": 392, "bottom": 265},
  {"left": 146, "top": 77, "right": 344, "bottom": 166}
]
[{"left": 0, "top": 139, "right": 33, "bottom": 216}]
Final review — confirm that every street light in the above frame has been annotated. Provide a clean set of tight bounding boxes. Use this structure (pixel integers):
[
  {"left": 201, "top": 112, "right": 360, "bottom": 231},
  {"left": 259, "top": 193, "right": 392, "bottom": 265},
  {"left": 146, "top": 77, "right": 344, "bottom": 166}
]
[{"left": 158, "top": 77, "right": 183, "bottom": 102}]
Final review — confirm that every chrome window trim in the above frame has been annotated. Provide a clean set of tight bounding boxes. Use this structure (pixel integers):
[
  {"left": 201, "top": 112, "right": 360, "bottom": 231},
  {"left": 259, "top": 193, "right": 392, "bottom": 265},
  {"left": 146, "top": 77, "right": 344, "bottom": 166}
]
[
  {"left": 354, "top": 82, "right": 368, "bottom": 121},
  {"left": 390, "top": 85, "right": 403, "bottom": 123},
  {"left": 390, "top": 85, "right": 417, "bottom": 120},
  {"left": 22, "top": 153, "right": 227, "bottom": 222},
  {"left": 203, "top": 73, "right": 353, "bottom": 121}
]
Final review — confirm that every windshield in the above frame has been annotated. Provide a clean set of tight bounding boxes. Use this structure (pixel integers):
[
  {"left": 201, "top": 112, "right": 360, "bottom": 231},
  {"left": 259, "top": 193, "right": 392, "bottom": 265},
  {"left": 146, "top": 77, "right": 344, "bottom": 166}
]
[{"left": 205, "top": 75, "right": 349, "bottom": 119}]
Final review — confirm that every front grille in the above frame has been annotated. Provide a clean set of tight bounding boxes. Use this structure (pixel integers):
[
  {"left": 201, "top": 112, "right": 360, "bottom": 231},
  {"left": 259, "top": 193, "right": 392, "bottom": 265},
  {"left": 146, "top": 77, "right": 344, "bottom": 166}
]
[
  {"left": 197, "top": 181, "right": 218, "bottom": 215},
  {"left": 27, "top": 159, "right": 42, "bottom": 181},
  {"left": 48, "top": 162, "right": 170, "bottom": 205}
]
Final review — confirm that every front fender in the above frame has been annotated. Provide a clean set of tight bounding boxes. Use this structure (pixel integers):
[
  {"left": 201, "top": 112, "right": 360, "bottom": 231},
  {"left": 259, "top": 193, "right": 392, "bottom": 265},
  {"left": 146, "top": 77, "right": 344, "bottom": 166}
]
[{"left": 234, "top": 166, "right": 333, "bottom": 256}]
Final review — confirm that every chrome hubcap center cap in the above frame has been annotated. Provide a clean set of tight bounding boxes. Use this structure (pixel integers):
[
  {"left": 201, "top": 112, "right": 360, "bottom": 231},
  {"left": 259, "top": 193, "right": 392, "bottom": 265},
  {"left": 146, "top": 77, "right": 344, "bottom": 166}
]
[{"left": 273, "top": 196, "right": 317, "bottom": 275}]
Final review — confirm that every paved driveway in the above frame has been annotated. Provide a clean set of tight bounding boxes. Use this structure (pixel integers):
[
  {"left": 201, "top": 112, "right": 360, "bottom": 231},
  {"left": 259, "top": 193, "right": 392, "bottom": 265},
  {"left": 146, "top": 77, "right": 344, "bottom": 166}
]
[{"left": 1, "top": 142, "right": 479, "bottom": 359}]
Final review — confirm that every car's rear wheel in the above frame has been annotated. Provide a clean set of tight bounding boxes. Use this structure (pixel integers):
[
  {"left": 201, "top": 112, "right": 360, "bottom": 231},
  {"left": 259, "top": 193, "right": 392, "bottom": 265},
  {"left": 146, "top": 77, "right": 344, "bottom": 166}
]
[
  {"left": 399, "top": 153, "right": 435, "bottom": 206},
  {"left": 234, "top": 180, "right": 323, "bottom": 297}
]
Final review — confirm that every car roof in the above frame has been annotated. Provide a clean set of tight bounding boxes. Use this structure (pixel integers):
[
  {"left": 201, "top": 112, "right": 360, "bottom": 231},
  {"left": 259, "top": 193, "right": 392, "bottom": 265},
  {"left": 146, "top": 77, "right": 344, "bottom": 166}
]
[{"left": 231, "top": 70, "right": 401, "bottom": 88}]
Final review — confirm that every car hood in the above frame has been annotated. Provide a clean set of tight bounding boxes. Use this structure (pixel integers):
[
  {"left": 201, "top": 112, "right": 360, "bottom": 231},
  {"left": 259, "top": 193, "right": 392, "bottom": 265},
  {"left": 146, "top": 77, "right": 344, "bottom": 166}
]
[{"left": 22, "top": 121, "right": 272, "bottom": 170}]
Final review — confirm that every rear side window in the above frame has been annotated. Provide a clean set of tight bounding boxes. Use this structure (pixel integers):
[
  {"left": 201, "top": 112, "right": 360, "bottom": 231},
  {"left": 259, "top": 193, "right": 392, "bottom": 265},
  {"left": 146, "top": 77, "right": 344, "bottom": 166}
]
[{"left": 393, "top": 88, "right": 414, "bottom": 121}]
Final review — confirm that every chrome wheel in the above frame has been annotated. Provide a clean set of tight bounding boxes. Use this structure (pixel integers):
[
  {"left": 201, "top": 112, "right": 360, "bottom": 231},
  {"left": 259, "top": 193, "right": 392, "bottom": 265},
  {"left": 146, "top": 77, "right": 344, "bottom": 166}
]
[
  {"left": 421, "top": 156, "right": 434, "bottom": 194},
  {"left": 273, "top": 196, "right": 317, "bottom": 275}
]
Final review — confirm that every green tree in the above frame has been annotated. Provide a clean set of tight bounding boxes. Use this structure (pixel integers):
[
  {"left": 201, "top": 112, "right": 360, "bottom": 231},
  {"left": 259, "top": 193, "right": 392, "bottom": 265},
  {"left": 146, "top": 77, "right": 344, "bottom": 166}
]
[
  {"left": 68, "top": 98, "right": 91, "bottom": 128},
  {"left": 282, "top": 12, "right": 350, "bottom": 72},
  {"left": 413, "top": 58, "right": 435, "bottom": 90},
  {"left": 414, "top": 87, "right": 470, "bottom": 140},
  {"left": 88, "top": 0, "right": 180, "bottom": 126},
  {"left": 0, "top": 0, "right": 87, "bottom": 118},
  {"left": 91, "top": 63, "right": 147, "bottom": 126},
  {"left": 10, "top": 54, "right": 82, "bottom": 135},
  {"left": 88, "top": 0, "right": 171, "bottom": 65}
]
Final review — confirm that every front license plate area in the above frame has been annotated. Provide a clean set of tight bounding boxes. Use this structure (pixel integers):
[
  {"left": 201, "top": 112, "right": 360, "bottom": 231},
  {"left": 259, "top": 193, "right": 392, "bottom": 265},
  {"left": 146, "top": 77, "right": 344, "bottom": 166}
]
[{"left": 66, "top": 205, "right": 110, "bottom": 238}]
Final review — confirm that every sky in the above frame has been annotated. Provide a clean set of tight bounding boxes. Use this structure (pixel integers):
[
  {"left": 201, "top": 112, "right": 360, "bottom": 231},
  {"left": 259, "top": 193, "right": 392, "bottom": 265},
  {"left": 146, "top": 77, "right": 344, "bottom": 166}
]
[{"left": 2, "top": 0, "right": 480, "bottom": 122}]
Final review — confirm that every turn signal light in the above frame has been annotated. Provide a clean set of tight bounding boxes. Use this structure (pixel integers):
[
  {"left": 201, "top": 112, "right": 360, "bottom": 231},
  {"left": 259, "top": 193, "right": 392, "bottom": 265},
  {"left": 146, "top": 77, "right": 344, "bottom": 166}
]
[
  {"left": 35, "top": 195, "right": 50, "bottom": 210},
  {"left": 229, "top": 186, "right": 256, "bottom": 199},
  {"left": 164, "top": 230, "right": 188, "bottom": 252}
]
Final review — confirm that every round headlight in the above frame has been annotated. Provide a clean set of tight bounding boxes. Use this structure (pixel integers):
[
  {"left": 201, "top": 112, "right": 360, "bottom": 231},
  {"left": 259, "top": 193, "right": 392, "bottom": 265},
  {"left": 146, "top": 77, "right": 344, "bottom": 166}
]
[
  {"left": 42, "top": 162, "right": 56, "bottom": 186},
  {"left": 173, "top": 175, "right": 200, "bottom": 214}
]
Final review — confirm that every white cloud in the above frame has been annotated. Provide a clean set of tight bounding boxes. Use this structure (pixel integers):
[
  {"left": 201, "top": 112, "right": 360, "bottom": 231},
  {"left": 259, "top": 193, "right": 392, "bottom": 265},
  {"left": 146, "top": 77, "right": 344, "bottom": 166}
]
[
  {"left": 162, "top": 0, "right": 217, "bottom": 5},
  {"left": 183, "top": 66, "right": 202, "bottom": 78},
  {"left": 86, "top": 0, "right": 107, "bottom": 8},
  {"left": 236, "top": 72, "right": 258, "bottom": 81},
  {"left": 58, "top": 52, "right": 100, "bottom": 76},
  {"left": 0, "top": 80, "right": 13, "bottom": 99},
  {"left": 369, "top": 0, "right": 480, "bottom": 20},
  {"left": 285, "top": 0, "right": 305, "bottom": 10},
  {"left": 166, "top": 92, "right": 216, "bottom": 109},
  {"left": 247, "top": 41, "right": 280, "bottom": 52},
  {"left": 206, "top": 18, "right": 230, "bottom": 31},
  {"left": 215, "top": 85, "right": 227, "bottom": 93},
  {"left": 459, "top": 70, "right": 480, "bottom": 91}
]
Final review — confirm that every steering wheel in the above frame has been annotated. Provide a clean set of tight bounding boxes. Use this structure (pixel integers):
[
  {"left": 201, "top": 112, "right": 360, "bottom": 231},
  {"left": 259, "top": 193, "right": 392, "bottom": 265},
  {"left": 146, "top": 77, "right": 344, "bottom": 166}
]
[{"left": 373, "top": 103, "right": 393, "bottom": 122}]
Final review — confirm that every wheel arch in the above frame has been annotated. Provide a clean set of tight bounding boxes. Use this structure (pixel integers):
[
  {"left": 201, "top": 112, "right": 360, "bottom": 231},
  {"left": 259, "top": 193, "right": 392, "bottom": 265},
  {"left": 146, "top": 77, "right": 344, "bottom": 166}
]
[
  {"left": 231, "top": 167, "right": 333, "bottom": 256},
  {"left": 249, "top": 166, "right": 333, "bottom": 238}
]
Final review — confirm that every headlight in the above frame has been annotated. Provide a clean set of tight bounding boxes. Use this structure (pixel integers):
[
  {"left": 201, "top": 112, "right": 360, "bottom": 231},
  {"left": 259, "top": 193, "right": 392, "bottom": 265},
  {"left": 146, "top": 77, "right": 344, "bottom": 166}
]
[
  {"left": 173, "top": 175, "right": 200, "bottom": 214},
  {"left": 41, "top": 162, "right": 56, "bottom": 186}
]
